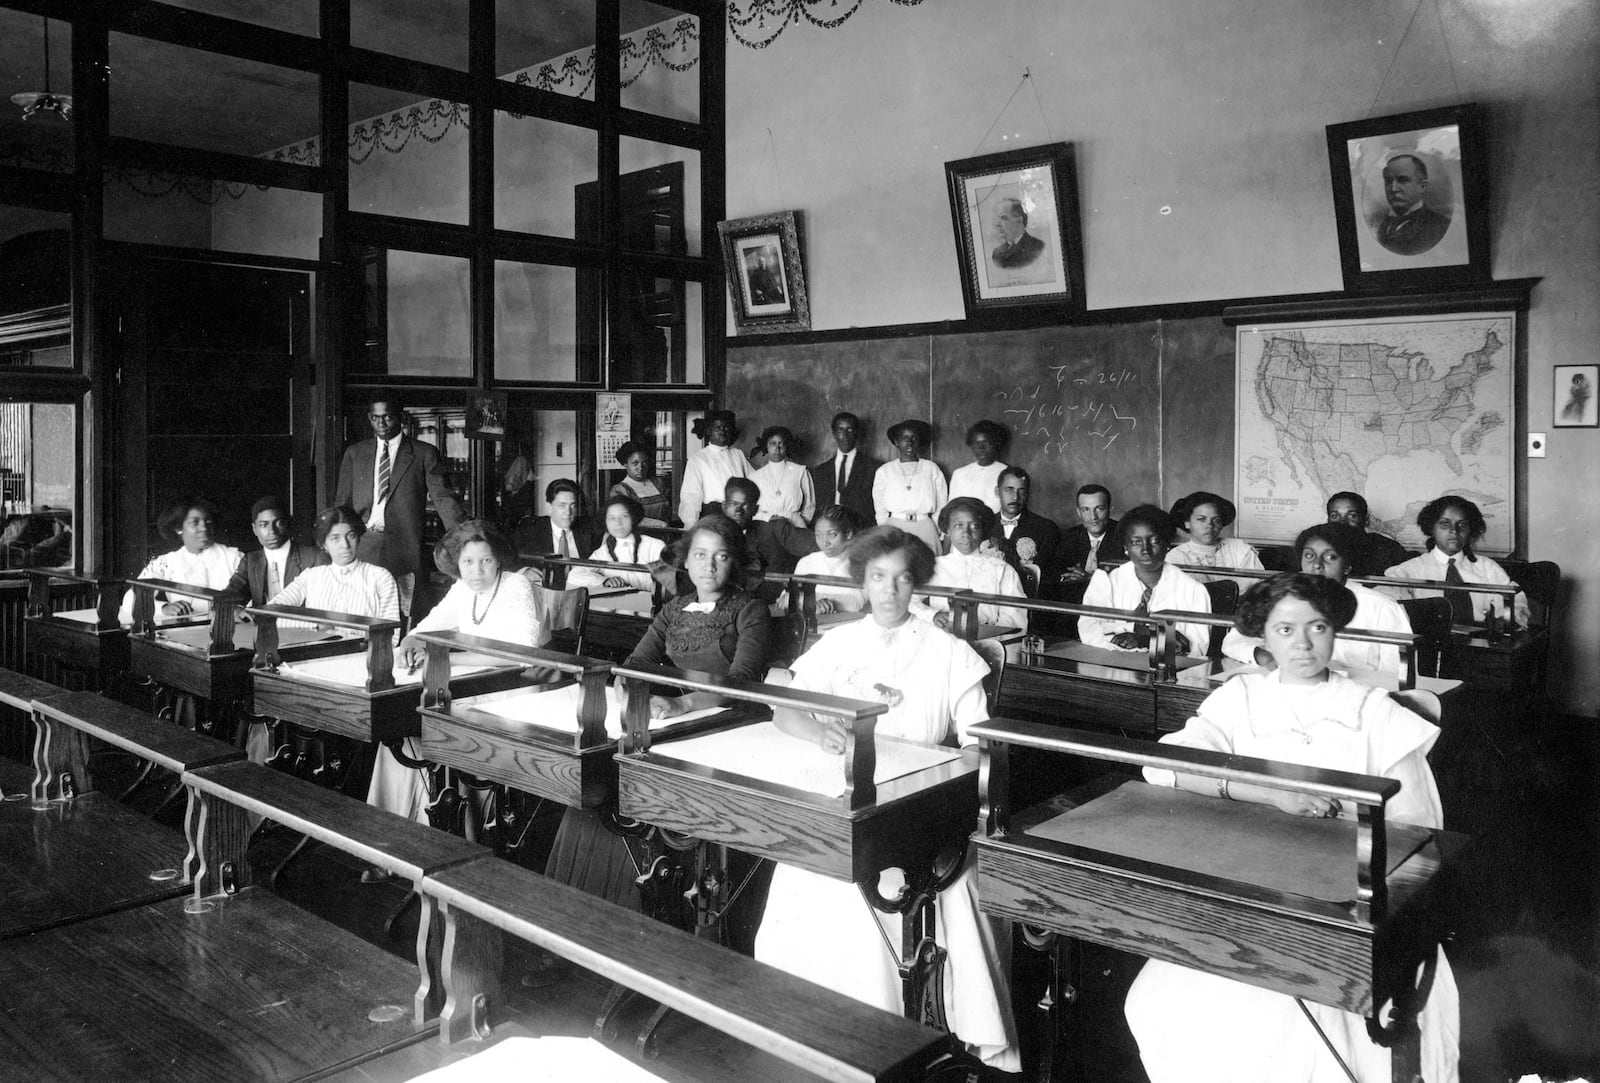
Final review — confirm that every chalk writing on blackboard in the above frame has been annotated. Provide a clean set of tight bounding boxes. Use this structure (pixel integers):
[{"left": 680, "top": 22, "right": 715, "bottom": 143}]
[{"left": 993, "top": 366, "right": 1142, "bottom": 454}]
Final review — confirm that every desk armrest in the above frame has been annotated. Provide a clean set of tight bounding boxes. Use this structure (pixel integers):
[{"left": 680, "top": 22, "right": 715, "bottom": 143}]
[{"left": 248, "top": 605, "right": 400, "bottom": 637}]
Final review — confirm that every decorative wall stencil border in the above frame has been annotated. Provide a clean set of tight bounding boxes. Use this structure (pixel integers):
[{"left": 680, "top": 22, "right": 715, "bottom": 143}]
[{"left": 729, "top": 0, "right": 928, "bottom": 50}]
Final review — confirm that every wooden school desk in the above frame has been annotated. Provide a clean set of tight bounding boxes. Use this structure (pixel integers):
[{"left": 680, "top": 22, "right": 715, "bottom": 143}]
[
  {"left": 971, "top": 719, "right": 1465, "bottom": 1083},
  {"left": 613, "top": 664, "right": 980, "bottom": 1026},
  {"left": 21, "top": 569, "right": 127, "bottom": 691},
  {"left": 528, "top": 554, "right": 662, "bottom": 660}
]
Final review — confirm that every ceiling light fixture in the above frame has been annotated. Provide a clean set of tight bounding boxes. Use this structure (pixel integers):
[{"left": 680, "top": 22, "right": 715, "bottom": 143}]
[{"left": 10, "top": 17, "right": 72, "bottom": 124}]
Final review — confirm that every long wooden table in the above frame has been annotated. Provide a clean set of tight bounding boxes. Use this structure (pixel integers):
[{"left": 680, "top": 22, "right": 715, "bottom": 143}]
[
  {"left": 970, "top": 719, "right": 1463, "bottom": 1081},
  {"left": 21, "top": 569, "right": 128, "bottom": 690}
]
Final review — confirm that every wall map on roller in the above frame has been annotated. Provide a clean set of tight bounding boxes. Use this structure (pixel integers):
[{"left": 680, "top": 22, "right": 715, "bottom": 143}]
[{"left": 1235, "top": 313, "right": 1515, "bottom": 555}]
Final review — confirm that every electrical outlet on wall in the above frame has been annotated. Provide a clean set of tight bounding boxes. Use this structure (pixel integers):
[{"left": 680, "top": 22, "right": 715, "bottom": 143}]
[{"left": 1528, "top": 432, "right": 1547, "bottom": 458}]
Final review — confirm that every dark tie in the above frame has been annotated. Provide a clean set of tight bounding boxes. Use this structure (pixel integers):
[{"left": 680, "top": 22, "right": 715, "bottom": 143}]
[
  {"left": 1134, "top": 583, "right": 1153, "bottom": 616},
  {"left": 837, "top": 453, "right": 849, "bottom": 492},
  {"left": 1444, "top": 557, "right": 1475, "bottom": 624},
  {"left": 377, "top": 440, "right": 392, "bottom": 504},
  {"left": 558, "top": 529, "right": 571, "bottom": 558}
]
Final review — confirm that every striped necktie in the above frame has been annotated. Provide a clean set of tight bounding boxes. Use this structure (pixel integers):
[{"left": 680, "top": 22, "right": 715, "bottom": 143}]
[
  {"left": 377, "top": 440, "right": 392, "bottom": 504},
  {"left": 267, "top": 557, "right": 282, "bottom": 599},
  {"left": 1134, "top": 583, "right": 1153, "bottom": 616}
]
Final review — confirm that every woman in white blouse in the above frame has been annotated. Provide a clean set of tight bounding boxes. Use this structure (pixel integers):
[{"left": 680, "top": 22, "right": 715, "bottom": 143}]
[
  {"left": 118, "top": 497, "right": 243, "bottom": 623},
  {"left": 1165, "top": 490, "right": 1264, "bottom": 582},
  {"left": 749, "top": 425, "right": 816, "bottom": 527},
  {"left": 926, "top": 497, "right": 1028, "bottom": 632},
  {"left": 1081, "top": 504, "right": 1212, "bottom": 657},
  {"left": 946, "top": 419, "right": 1009, "bottom": 514},
  {"left": 676, "top": 409, "right": 748, "bottom": 526},
  {"left": 267, "top": 504, "right": 399, "bottom": 623},
  {"left": 871, "top": 418, "right": 947, "bottom": 553},
  {"left": 568, "top": 494, "right": 666, "bottom": 594},
  {"left": 1222, "top": 522, "right": 1411, "bottom": 684}
]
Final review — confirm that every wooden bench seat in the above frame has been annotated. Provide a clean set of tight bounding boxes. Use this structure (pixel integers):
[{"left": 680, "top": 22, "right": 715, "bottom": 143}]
[{"left": 423, "top": 857, "right": 956, "bottom": 1078}]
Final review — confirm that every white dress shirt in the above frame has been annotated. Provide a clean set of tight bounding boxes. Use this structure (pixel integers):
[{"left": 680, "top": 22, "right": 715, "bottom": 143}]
[{"left": 1383, "top": 547, "right": 1529, "bottom": 626}]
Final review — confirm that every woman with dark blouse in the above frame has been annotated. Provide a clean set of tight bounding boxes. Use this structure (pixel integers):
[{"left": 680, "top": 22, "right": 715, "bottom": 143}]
[{"left": 545, "top": 514, "right": 773, "bottom": 948}]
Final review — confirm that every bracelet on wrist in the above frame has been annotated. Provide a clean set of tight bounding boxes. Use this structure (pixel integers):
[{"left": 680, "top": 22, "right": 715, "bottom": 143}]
[{"left": 1217, "top": 777, "right": 1232, "bottom": 801}]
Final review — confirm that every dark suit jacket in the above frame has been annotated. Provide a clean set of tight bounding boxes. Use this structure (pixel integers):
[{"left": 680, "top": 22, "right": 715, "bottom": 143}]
[
  {"left": 809, "top": 452, "right": 879, "bottom": 525},
  {"left": 513, "top": 515, "right": 602, "bottom": 561},
  {"left": 746, "top": 519, "right": 817, "bottom": 604},
  {"left": 334, "top": 436, "right": 465, "bottom": 578},
  {"left": 991, "top": 229, "right": 1046, "bottom": 269},
  {"left": 1352, "top": 531, "right": 1411, "bottom": 578},
  {"left": 1061, "top": 519, "right": 1120, "bottom": 571},
  {"left": 1376, "top": 205, "right": 1451, "bottom": 256},
  {"left": 987, "top": 509, "right": 1064, "bottom": 591},
  {"left": 224, "top": 543, "right": 320, "bottom": 606}
]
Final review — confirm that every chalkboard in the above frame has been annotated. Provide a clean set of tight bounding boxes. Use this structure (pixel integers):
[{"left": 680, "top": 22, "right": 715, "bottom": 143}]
[
  {"left": 724, "top": 316, "right": 1236, "bottom": 527},
  {"left": 723, "top": 339, "right": 931, "bottom": 462},
  {"left": 933, "top": 324, "right": 1163, "bottom": 519}
]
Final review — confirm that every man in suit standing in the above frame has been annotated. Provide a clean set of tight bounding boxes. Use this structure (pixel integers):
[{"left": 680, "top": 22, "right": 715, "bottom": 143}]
[
  {"left": 225, "top": 495, "right": 320, "bottom": 606},
  {"left": 1058, "top": 484, "right": 1121, "bottom": 598},
  {"left": 809, "top": 411, "right": 877, "bottom": 524},
  {"left": 987, "top": 467, "right": 1063, "bottom": 594},
  {"left": 513, "top": 478, "right": 601, "bottom": 564},
  {"left": 334, "top": 394, "right": 465, "bottom": 621}
]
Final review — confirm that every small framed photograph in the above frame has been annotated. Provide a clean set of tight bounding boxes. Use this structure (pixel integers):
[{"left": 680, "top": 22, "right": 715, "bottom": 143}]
[
  {"left": 1325, "top": 104, "right": 1489, "bottom": 292},
  {"left": 944, "top": 142, "right": 1084, "bottom": 319},
  {"left": 1553, "top": 364, "right": 1598, "bottom": 428},
  {"left": 719, "top": 211, "right": 811, "bottom": 335},
  {"left": 466, "top": 391, "right": 507, "bottom": 440}
]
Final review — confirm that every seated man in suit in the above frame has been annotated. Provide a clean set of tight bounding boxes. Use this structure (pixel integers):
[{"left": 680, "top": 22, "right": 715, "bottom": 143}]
[
  {"left": 986, "top": 466, "right": 1063, "bottom": 593},
  {"left": 808, "top": 411, "right": 877, "bottom": 526},
  {"left": 224, "top": 495, "right": 320, "bottom": 764},
  {"left": 1326, "top": 491, "right": 1409, "bottom": 577},
  {"left": 723, "top": 477, "right": 815, "bottom": 605},
  {"left": 513, "top": 479, "right": 601, "bottom": 583},
  {"left": 226, "top": 495, "right": 321, "bottom": 607},
  {"left": 1057, "top": 483, "right": 1121, "bottom": 599}
]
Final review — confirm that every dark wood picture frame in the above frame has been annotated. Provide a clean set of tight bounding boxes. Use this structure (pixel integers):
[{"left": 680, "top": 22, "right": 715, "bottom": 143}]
[
  {"left": 944, "top": 142, "right": 1085, "bottom": 320},
  {"left": 1325, "top": 104, "right": 1490, "bottom": 293},
  {"left": 719, "top": 211, "right": 811, "bottom": 335}
]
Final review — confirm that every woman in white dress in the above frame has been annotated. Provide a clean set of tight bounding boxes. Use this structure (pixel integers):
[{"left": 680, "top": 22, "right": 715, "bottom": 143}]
[
  {"left": 756, "top": 526, "right": 1021, "bottom": 1072},
  {"left": 1165, "top": 490, "right": 1264, "bottom": 582},
  {"left": 871, "top": 418, "right": 948, "bottom": 553},
  {"left": 568, "top": 494, "right": 665, "bottom": 594},
  {"left": 267, "top": 505, "right": 399, "bottom": 625},
  {"left": 1126, "top": 572, "right": 1458, "bottom": 1083},
  {"left": 786, "top": 505, "right": 865, "bottom": 614},
  {"left": 366, "top": 521, "right": 548, "bottom": 874},
  {"left": 749, "top": 424, "right": 816, "bottom": 528},
  {"left": 1081, "top": 504, "right": 1212, "bottom": 657},
  {"left": 117, "top": 497, "right": 243, "bottom": 623},
  {"left": 677, "top": 409, "right": 749, "bottom": 526},
  {"left": 926, "top": 497, "right": 1028, "bottom": 632},
  {"left": 1223, "top": 522, "right": 1411, "bottom": 685},
  {"left": 945, "top": 419, "right": 1008, "bottom": 514}
]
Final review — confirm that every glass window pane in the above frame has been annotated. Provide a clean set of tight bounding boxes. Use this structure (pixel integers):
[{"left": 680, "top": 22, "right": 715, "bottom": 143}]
[
  {"left": 348, "top": 85, "right": 469, "bottom": 224},
  {"left": 348, "top": 250, "right": 470, "bottom": 378},
  {"left": 494, "top": 112, "right": 597, "bottom": 238},
  {"left": 103, "top": 176, "right": 320, "bottom": 260},
  {"left": 0, "top": 206, "right": 71, "bottom": 369},
  {"left": 0, "top": 402, "right": 76, "bottom": 569},
  {"left": 494, "top": 260, "right": 599, "bottom": 382},
  {"left": 498, "top": 0, "right": 597, "bottom": 102},
  {"left": 157, "top": 0, "right": 318, "bottom": 36},
  {"left": 109, "top": 34, "right": 319, "bottom": 157},
  {"left": 612, "top": 276, "right": 702, "bottom": 385},
  {"left": 353, "top": 0, "right": 467, "bottom": 70},
  {"left": 619, "top": 5, "right": 699, "bottom": 124},
  {"left": 619, "top": 137, "right": 700, "bottom": 257},
  {"left": 0, "top": 14, "right": 72, "bottom": 173}
]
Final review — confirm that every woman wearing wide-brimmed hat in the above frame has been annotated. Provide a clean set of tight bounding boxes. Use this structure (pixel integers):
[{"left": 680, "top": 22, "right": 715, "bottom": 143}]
[{"left": 870, "top": 418, "right": 947, "bottom": 552}]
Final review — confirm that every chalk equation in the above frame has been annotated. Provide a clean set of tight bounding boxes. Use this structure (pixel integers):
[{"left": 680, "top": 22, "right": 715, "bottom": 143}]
[{"left": 993, "top": 366, "right": 1142, "bottom": 454}]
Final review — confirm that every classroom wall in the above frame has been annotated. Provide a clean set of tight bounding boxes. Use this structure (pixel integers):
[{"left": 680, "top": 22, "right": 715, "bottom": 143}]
[{"left": 722, "top": 0, "right": 1600, "bottom": 715}]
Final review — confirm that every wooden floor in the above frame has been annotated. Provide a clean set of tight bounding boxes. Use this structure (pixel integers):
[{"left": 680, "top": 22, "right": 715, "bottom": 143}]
[{"left": 0, "top": 702, "right": 1597, "bottom": 1082}]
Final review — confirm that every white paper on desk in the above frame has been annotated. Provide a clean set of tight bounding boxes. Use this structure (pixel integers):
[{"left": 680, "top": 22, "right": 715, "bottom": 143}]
[
  {"left": 155, "top": 622, "right": 346, "bottom": 650},
  {"left": 654, "top": 721, "right": 959, "bottom": 799},
  {"left": 276, "top": 652, "right": 498, "bottom": 688},
  {"left": 472, "top": 683, "right": 724, "bottom": 739},
  {"left": 587, "top": 590, "right": 653, "bottom": 615},
  {"left": 405, "top": 1035, "right": 664, "bottom": 1082}
]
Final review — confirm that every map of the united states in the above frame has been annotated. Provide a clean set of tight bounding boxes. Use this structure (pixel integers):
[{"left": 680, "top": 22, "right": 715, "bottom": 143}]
[
  {"left": 1234, "top": 316, "right": 1514, "bottom": 552},
  {"left": 1254, "top": 328, "right": 1503, "bottom": 496}
]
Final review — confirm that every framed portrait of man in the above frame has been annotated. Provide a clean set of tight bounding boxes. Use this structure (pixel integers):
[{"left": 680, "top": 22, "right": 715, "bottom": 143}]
[
  {"left": 718, "top": 211, "right": 811, "bottom": 335},
  {"left": 1326, "top": 104, "right": 1490, "bottom": 292},
  {"left": 944, "top": 142, "right": 1085, "bottom": 319}
]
